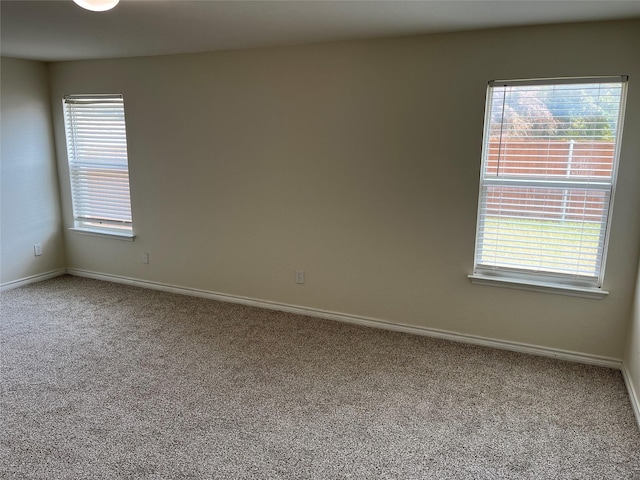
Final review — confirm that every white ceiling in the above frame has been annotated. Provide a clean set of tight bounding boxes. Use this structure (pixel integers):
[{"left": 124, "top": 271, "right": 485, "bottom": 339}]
[{"left": 2, "top": 0, "right": 640, "bottom": 62}]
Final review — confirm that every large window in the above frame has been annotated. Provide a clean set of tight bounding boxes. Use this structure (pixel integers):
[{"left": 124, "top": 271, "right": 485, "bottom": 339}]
[
  {"left": 471, "top": 77, "right": 627, "bottom": 296},
  {"left": 63, "top": 94, "right": 133, "bottom": 237}
]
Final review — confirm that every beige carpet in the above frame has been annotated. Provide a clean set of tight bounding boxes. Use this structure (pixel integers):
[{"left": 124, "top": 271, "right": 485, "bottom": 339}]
[{"left": 1, "top": 275, "right": 639, "bottom": 479}]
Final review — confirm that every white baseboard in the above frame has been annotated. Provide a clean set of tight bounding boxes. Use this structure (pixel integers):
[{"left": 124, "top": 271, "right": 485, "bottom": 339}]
[
  {"left": 66, "top": 268, "right": 622, "bottom": 370},
  {"left": 622, "top": 364, "right": 640, "bottom": 430},
  {"left": 0, "top": 269, "right": 67, "bottom": 292}
]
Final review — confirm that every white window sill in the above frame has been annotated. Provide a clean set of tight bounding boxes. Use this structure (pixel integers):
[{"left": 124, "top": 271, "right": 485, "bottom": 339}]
[
  {"left": 69, "top": 228, "right": 135, "bottom": 241},
  {"left": 468, "top": 274, "right": 608, "bottom": 299}
]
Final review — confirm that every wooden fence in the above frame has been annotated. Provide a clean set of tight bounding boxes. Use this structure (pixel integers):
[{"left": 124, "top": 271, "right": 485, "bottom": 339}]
[{"left": 484, "top": 140, "right": 614, "bottom": 222}]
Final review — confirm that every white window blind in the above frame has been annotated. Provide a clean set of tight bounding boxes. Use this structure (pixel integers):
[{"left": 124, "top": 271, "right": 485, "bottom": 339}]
[
  {"left": 63, "top": 94, "right": 133, "bottom": 234},
  {"left": 473, "top": 76, "right": 627, "bottom": 290}
]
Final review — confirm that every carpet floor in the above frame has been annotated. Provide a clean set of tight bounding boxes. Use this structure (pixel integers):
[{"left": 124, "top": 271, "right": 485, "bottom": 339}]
[{"left": 1, "top": 275, "right": 639, "bottom": 479}]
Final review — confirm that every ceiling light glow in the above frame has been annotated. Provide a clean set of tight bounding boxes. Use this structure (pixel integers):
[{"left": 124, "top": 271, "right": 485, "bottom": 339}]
[{"left": 73, "top": 0, "right": 120, "bottom": 12}]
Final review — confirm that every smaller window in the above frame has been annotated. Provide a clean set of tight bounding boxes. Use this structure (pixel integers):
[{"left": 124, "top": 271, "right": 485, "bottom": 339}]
[
  {"left": 63, "top": 94, "right": 133, "bottom": 236},
  {"left": 471, "top": 76, "right": 627, "bottom": 295}
]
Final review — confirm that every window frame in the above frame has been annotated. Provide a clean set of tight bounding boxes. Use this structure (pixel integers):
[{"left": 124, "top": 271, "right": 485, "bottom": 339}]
[
  {"left": 469, "top": 76, "right": 628, "bottom": 298},
  {"left": 62, "top": 94, "right": 135, "bottom": 240}
]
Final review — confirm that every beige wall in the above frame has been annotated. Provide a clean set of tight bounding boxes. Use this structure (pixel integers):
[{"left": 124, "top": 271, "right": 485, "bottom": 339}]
[
  {"left": 48, "top": 20, "right": 640, "bottom": 359},
  {"left": 1, "top": 57, "right": 65, "bottom": 284},
  {"left": 624, "top": 254, "right": 640, "bottom": 419}
]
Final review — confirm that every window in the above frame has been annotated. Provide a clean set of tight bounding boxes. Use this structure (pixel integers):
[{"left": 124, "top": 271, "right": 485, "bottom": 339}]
[
  {"left": 63, "top": 94, "right": 133, "bottom": 238},
  {"left": 470, "top": 76, "right": 627, "bottom": 297}
]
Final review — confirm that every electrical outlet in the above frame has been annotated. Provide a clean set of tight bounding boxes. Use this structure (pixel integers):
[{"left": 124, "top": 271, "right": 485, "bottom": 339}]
[
  {"left": 142, "top": 252, "right": 149, "bottom": 264},
  {"left": 34, "top": 244, "right": 42, "bottom": 256},
  {"left": 295, "top": 270, "right": 305, "bottom": 284}
]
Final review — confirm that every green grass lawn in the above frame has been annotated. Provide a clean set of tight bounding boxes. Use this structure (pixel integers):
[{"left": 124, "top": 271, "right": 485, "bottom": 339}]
[{"left": 479, "top": 216, "right": 602, "bottom": 275}]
